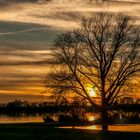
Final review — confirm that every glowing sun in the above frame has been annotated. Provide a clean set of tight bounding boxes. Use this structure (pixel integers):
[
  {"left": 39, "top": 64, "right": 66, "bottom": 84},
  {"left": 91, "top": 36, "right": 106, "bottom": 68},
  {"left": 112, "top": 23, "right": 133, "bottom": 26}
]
[
  {"left": 87, "top": 85, "right": 96, "bottom": 97},
  {"left": 89, "top": 88, "right": 96, "bottom": 97},
  {"left": 88, "top": 115, "right": 95, "bottom": 121}
]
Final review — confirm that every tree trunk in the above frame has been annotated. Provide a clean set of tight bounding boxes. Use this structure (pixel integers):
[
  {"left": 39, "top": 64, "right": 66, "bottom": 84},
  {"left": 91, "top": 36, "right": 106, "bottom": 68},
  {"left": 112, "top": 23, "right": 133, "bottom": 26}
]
[{"left": 101, "top": 107, "right": 108, "bottom": 132}]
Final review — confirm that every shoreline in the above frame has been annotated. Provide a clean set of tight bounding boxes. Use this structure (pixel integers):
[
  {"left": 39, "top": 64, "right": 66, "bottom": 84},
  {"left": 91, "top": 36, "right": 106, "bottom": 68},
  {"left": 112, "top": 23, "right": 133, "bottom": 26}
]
[
  {"left": 0, "top": 123, "right": 139, "bottom": 140},
  {"left": 0, "top": 122, "right": 139, "bottom": 132}
]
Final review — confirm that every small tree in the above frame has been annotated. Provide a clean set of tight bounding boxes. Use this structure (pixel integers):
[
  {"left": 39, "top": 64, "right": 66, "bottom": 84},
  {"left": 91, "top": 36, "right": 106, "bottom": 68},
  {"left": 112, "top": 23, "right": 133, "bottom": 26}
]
[{"left": 45, "top": 13, "right": 140, "bottom": 132}]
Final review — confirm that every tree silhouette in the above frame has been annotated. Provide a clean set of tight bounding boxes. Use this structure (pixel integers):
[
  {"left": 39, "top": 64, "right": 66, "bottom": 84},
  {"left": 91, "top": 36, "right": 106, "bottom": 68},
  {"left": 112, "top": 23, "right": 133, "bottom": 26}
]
[{"left": 45, "top": 13, "right": 140, "bottom": 132}]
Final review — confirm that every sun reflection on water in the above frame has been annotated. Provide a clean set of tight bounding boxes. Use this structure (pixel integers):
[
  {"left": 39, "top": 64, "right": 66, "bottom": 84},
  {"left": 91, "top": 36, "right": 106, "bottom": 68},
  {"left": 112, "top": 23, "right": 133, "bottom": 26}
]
[
  {"left": 58, "top": 125, "right": 100, "bottom": 130},
  {"left": 88, "top": 116, "right": 95, "bottom": 121},
  {"left": 58, "top": 125, "right": 140, "bottom": 132},
  {"left": 87, "top": 125, "right": 99, "bottom": 130}
]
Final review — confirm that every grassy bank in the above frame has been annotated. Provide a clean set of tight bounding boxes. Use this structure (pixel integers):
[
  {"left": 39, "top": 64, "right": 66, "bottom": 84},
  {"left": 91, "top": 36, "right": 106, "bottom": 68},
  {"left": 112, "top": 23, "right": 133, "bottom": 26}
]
[{"left": 0, "top": 123, "right": 139, "bottom": 140}]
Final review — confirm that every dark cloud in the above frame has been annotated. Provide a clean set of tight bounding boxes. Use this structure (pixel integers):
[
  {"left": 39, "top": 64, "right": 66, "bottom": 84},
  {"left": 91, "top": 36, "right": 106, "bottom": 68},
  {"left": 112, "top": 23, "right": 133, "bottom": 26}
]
[
  {"left": 0, "top": 0, "right": 38, "bottom": 7},
  {"left": 0, "top": 59, "right": 55, "bottom": 66},
  {"left": 0, "top": 69, "right": 44, "bottom": 90},
  {"left": 111, "top": 0, "right": 140, "bottom": 4},
  {"left": 0, "top": 21, "right": 62, "bottom": 46},
  {"left": 32, "top": 11, "right": 81, "bottom": 22}
]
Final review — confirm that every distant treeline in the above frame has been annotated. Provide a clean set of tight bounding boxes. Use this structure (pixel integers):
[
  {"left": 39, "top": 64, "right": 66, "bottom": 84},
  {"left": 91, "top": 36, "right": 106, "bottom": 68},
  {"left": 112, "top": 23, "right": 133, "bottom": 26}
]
[
  {"left": 0, "top": 97, "right": 139, "bottom": 116},
  {"left": 0, "top": 100, "right": 74, "bottom": 116}
]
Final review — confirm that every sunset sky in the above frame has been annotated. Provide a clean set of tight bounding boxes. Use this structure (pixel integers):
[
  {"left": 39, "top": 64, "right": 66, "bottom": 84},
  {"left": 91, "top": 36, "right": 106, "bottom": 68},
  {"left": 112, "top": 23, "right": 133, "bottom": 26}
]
[{"left": 0, "top": 0, "right": 139, "bottom": 102}]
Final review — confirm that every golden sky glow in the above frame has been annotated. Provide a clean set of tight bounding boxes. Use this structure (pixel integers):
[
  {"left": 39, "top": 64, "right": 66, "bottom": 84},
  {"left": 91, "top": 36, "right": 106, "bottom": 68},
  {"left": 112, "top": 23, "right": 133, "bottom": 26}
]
[{"left": 0, "top": 0, "right": 139, "bottom": 102}]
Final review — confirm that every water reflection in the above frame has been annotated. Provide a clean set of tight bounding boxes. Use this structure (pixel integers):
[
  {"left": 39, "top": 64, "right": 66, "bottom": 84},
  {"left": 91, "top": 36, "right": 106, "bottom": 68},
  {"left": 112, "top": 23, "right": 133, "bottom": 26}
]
[
  {"left": 59, "top": 125, "right": 140, "bottom": 132},
  {"left": 86, "top": 125, "right": 100, "bottom": 130},
  {"left": 0, "top": 115, "right": 43, "bottom": 123},
  {"left": 109, "top": 124, "right": 140, "bottom": 132},
  {"left": 58, "top": 125, "right": 100, "bottom": 130},
  {"left": 0, "top": 114, "right": 140, "bottom": 132}
]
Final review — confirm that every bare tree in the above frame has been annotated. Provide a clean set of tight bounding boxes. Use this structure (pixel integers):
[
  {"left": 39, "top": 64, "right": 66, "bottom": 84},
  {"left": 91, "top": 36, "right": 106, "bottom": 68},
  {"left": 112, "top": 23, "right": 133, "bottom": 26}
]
[{"left": 45, "top": 13, "right": 140, "bottom": 132}]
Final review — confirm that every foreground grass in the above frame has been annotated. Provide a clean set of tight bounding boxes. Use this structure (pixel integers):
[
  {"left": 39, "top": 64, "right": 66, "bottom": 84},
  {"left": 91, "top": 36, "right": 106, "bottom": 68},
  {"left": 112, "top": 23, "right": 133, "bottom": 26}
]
[{"left": 0, "top": 123, "right": 139, "bottom": 140}]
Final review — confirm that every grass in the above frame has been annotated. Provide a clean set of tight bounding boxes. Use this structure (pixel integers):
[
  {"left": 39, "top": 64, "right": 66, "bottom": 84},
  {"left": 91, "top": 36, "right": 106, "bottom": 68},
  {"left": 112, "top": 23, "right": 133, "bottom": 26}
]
[{"left": 0, "top": 123, "right": 139, "bottom": 140}]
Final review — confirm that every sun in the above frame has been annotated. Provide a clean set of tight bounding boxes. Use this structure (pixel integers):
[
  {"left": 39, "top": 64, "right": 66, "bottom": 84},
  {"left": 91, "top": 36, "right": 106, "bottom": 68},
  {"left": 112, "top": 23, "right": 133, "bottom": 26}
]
[
  {"left": 86, "top": 113, "right": 96, "bottom": 122},
  {"left": 88, "top": 115, "right": 95, "bottom": 121},
  {"left": 89, "top": 88, "right": 96, "bottom": 97},
  {"left": 86, "top": 85, "right": 96, "bottom": 97}
]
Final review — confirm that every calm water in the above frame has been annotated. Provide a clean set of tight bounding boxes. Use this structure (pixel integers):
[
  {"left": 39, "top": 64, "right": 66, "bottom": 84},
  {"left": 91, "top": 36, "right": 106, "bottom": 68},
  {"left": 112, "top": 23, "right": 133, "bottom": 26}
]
[
  {"left": 59, "top": 125, "right": 140, "bottom": 132},
  {"left": 0, "top": 115, "right": 139, "bottom": 132},
  {"left": 0, "top": 115, "right": 44, "bottom": 124}
]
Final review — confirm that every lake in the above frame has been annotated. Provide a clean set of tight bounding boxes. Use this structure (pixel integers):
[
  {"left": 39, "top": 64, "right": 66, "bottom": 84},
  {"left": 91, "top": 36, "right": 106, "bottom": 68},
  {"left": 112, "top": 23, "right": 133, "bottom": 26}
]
[
  {"left": 59, "top": 125, "right": 140, "bottom": 132},
  {"left": 0, "top": 114, "right": 44, "bottom": 124},
  {"left": 0, "top": 115, "right": 139, "bottom": 132}
]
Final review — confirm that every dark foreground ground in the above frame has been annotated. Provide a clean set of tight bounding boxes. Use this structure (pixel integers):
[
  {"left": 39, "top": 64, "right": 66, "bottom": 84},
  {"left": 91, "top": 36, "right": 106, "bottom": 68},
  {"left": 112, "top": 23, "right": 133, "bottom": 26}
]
[{"left": 0, "top": 123, "right": 140, "bottom": 140}]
